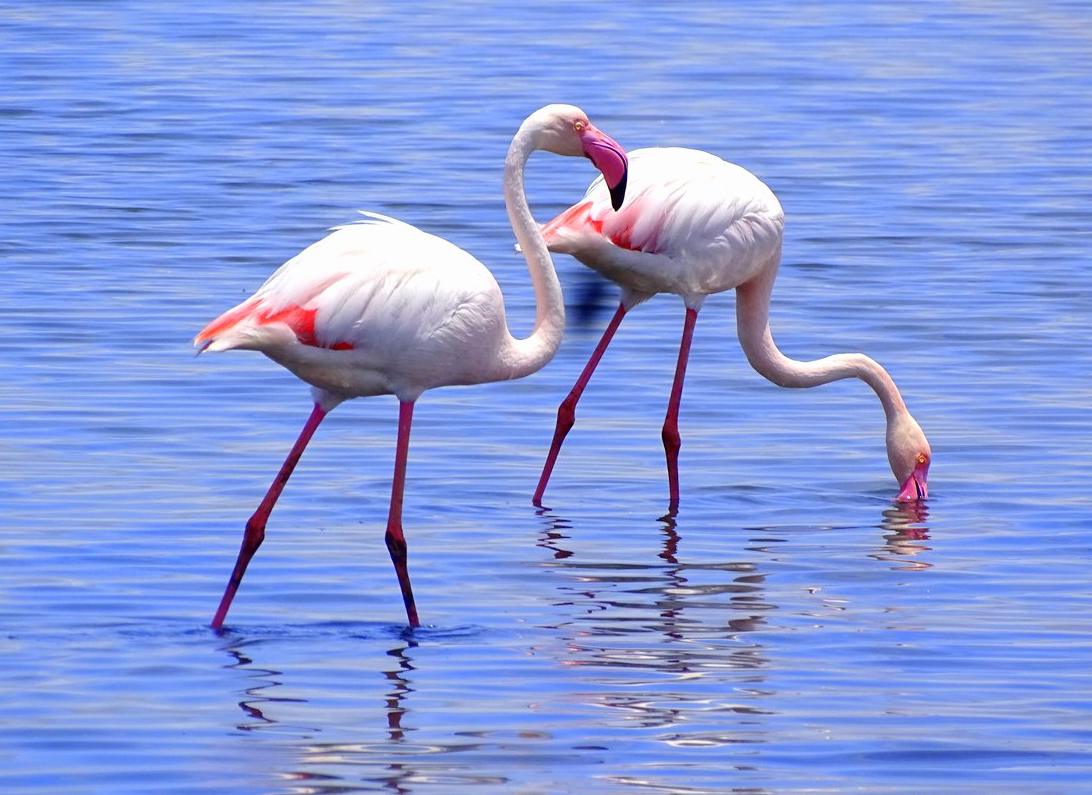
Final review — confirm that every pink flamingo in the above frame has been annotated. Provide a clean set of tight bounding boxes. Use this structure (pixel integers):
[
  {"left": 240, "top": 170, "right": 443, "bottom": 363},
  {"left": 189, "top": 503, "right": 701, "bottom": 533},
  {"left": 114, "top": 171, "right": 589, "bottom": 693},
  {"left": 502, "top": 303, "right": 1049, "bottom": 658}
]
[
  {"left": 195, "top": 104, "right": 628, "bottom": 629},
  {"left": 533, "top": 146, "right": 931, "bottom": 510}
]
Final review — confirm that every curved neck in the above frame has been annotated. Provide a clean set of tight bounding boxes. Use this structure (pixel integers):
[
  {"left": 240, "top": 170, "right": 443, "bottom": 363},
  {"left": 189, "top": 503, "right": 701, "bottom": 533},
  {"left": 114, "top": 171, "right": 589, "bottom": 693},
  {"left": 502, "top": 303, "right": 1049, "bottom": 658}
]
[
  {"left": 497, "top": 125, "right": 565, "bottom": 380},
  {"left": 735, "top": 265, "right": 907, "bottom": 421}
]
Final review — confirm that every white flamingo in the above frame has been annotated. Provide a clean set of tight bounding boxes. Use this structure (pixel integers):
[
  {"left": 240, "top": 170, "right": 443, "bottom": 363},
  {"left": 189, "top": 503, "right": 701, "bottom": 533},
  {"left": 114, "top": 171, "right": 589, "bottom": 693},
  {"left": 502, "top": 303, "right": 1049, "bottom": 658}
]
[
  {"left": 194, "top": 104, "right": 628, "bottom": 628},
  {"left": 532, "top": 146, "right": 931, "bottom": 510}
]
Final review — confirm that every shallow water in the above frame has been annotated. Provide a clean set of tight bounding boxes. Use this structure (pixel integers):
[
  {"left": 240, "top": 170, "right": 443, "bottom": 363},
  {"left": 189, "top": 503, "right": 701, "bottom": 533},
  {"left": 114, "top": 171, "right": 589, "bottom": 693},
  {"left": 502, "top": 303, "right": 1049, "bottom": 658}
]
[{"left": 3, "top": 1, "right": 1092, "bottom": 792}]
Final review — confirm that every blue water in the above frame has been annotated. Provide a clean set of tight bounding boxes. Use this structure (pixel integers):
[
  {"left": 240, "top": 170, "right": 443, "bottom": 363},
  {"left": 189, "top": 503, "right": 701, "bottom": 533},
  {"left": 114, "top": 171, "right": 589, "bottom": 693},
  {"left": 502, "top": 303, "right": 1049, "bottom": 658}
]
[{"left": 3, "top": 1, "right": 1091, "bottom": 792}]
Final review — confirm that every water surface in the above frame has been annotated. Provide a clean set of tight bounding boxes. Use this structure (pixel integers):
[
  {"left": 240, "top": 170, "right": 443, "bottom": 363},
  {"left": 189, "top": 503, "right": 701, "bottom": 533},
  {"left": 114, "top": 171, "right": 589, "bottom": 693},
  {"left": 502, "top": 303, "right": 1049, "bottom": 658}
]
[{"left": 2, "top": 2, "right": 1091, "bottom": 792}]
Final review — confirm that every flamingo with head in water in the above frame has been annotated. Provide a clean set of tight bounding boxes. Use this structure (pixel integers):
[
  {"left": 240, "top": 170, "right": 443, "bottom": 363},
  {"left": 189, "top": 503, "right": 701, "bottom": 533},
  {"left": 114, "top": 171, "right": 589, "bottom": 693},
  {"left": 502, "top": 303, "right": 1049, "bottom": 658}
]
[
  {"left": 195, "top": 104, "right": 628, "bottom": 629},
  {"left": 532, "top": 146, "right": 930, "bottom": 511}
]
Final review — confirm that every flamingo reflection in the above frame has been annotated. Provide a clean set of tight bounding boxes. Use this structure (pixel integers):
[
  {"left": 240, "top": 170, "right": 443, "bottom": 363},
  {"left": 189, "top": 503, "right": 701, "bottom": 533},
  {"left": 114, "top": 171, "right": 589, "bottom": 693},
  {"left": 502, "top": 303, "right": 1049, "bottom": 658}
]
[
  {"left": 533, "top": 508, "right": 774, "bottom": 738},
  {"left": 219, "top": 635, "right": 422, "bottom": 794},
  {"left": 873, "top": 500, "right": 933, "bottom": 570}
]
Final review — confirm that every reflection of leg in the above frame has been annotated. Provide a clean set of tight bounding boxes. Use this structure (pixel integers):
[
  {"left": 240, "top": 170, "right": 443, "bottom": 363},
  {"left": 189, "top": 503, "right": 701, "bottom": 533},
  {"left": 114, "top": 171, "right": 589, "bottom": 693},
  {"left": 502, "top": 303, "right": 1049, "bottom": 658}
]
[
  {"left": 533, "top": 302, "right": 627, "bottom": 505},
  {"left": 658, "top": 512, "right": 679, "bottom": 563},
  {"left": 211, "top": 403, "right": 327, "bottom": 629},
  {"left": 662, "top": 307, "right": 699, "bottom": 513},
  {"left": 386, "top": 400, "right": 420, "bottom": 627},
  {"left": 383, "top": 640, "right": 416, "bottom": 742}
]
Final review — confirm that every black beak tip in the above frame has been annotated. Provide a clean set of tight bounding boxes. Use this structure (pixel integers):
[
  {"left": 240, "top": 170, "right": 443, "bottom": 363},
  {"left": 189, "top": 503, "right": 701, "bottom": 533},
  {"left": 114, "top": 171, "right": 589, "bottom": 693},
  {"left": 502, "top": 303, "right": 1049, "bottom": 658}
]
[{"left": 609, "top": 171, "right": 628, "bottom": 211}]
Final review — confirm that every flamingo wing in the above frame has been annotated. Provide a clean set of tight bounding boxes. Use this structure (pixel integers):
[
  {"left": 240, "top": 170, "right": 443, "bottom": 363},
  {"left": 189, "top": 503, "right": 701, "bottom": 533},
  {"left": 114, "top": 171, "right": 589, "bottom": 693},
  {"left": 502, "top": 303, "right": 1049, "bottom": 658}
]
[
  {"left": 542, "top": 148, "right": 784, "bottom": 294},
  {"left": 195, "top": 213, "right": 502, "bottom": 357}
]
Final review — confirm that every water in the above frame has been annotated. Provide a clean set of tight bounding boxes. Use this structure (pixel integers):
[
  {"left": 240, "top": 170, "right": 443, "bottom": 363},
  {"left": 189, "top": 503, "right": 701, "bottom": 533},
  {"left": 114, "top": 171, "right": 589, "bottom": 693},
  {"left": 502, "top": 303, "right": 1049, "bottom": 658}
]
[{"left": 3, "top": 1, "right": 1091, "bottom": 792}]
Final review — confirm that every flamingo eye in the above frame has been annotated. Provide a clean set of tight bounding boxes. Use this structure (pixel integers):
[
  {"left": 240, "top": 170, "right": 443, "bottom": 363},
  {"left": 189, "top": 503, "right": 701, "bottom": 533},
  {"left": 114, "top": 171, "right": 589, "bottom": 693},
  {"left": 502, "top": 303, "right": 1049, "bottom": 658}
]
[
  {"left": 916, "top": 453, "right": 928, "bottom": 465},
  {"left": 573, "top": 119, "right": 587, "bottom": 133}
]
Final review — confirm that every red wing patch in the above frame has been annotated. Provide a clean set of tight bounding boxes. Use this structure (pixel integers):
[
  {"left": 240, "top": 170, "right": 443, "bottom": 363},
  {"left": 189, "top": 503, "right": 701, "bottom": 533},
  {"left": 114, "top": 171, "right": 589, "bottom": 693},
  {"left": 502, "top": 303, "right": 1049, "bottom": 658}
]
[
  {"left": 196, "top": 299, "right": 346, "bottom": 349},
  {"left": 541, "top": 200, "right": 603, "bottom": 242},
  {"left": 606, "top": 196, "right": 658, "bottom": 253},
  {"left": 257, "top": 304, "right": 319, "bottom": 346},
  {"left": 196, "top": 273, "right": 353, "bottom": 349},
  {"left": 540, "top": 197, "right": 658, "bottom": 254},
  {"left": 609, "top": 224, "right": 634, "bottom": 250}
]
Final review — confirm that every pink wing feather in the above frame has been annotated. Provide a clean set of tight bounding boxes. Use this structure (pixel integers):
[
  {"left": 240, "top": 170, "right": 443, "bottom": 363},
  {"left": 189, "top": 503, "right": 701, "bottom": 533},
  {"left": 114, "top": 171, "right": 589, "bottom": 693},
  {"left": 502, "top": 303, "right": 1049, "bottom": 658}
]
[
  {"left": 195, "top": 213, "right": 499, "bottom": 355},
  {"left": 542, "top": 147, "right": 783, "bottom": 266}
]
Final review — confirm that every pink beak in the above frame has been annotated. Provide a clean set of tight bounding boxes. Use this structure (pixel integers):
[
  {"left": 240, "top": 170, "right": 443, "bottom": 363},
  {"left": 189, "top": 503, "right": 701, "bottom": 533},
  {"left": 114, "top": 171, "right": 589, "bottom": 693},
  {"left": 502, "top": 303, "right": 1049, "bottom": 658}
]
[
  {"left": 896, "top": 458, "right": 930, "bottom": 502},
  {"left": 579, "top": 126, "right": 628, "bottom": 210}
]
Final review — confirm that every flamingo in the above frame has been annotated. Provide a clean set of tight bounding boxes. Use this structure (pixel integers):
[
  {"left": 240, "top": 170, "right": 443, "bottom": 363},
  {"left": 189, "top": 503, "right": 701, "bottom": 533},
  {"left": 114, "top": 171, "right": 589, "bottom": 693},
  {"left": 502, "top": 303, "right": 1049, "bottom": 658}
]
[
  {"left": 194, "top": 104, "right": 629, "bottom": 629},
  {"left": 532, "top": 146, "right": 931, "bottom": 511}
]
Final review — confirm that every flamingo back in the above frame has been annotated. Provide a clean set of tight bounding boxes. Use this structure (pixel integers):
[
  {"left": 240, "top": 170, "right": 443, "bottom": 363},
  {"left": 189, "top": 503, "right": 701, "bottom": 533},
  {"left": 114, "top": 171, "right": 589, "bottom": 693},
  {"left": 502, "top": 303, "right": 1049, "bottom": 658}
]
[
  {"left": 195, "top": 214, "right": 510, "bottom": 396},
  {"left": 542, "top": 147, "right": 785, "bottom": 298}
]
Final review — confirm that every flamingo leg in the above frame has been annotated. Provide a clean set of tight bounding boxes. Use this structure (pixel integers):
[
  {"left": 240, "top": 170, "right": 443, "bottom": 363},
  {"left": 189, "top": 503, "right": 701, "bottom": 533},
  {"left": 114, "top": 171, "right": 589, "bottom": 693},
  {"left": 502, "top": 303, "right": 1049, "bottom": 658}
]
[
  {"left": 211, "top": 402, "right": 327, "bottom": 629},
  {"left": 533, "top": 302, "right": 628, "bottom": 506},
  {"left": 386, "top": 400, "right": 420, "bottom": 627},
  {"left": 662, "top": 307, "right": 699, "bottom": 513}
]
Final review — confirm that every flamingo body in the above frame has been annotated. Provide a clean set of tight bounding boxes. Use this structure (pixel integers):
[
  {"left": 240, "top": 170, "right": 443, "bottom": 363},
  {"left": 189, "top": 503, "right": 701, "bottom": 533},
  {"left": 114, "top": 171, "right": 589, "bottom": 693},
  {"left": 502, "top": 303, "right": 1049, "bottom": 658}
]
[
  {"left": 196, "top": 104, "right": 629, "bottom": 628},
  {"left": 197, "top": 214, "right": 517, "bottom": 405},
  {"left": 543, "top": 147, "right": 784, "bottom": 302},
  {"left": 533, "top": 146, "right": 931, "bottom": 508}
]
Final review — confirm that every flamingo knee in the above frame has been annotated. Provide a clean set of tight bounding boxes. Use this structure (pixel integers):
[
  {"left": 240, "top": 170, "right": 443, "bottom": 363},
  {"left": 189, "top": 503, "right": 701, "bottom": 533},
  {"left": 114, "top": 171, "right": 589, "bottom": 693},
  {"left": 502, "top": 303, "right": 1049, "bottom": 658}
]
[
  {"left": 384, "top": 528, "right": 408, "bottom": 564},
  {"left": 241, "top": 515, "right": 266, "bottom": 558},
  {"left": 556, "top": 393, "right": 578, "bottom": 435},
  {"left": 661, "top": 422, "right": 681, "bottom": 457}
]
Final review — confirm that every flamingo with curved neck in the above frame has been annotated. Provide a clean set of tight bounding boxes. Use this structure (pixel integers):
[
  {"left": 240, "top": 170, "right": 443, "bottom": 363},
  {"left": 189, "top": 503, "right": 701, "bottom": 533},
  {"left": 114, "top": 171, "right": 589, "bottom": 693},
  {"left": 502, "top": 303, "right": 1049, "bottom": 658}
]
[
  {"left": 533, "top": 146, "right": 931, "bottom": 510},
  {"left": 194, "top": 104, "right": 628, "bottom": 628}
]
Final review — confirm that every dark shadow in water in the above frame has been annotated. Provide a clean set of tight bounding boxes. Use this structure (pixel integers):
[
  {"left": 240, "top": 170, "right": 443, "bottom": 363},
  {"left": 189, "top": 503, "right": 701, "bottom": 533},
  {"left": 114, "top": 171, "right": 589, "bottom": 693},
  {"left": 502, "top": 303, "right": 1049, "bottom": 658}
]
[{"left": 567, "top": 270, "right": 613, "bottom": 329}]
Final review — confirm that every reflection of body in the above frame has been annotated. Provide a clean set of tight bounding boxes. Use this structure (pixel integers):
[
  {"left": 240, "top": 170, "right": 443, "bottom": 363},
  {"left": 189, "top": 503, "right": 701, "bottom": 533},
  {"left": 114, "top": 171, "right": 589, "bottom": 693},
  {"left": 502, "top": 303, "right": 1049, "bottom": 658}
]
[
  {"left": 534, "top": 509, "right": 772, "bottom": 737},
  {"left": 533, "top": 147, "right": 931, "bottom": 511},
  {"left": 194, "top": 105, "right": 628, "bottom": 628},
  {"left": 535, "top": 509, "right": 771, "bottom": 664}
]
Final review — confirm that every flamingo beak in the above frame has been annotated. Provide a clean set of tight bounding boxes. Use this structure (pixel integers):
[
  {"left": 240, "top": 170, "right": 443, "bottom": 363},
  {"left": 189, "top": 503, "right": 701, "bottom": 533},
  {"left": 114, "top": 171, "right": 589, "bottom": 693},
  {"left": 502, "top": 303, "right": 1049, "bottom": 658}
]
[
  {"left": 895, "top": 458, "right": 930, "bottom": 502},
  {"left": 580, "top": 126, "right": 628, "bottom": 211}
]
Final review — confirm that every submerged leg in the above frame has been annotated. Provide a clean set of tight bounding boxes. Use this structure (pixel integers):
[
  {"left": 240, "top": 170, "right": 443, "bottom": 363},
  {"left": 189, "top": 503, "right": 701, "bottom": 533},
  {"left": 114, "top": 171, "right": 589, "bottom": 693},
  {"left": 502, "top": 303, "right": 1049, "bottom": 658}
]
[
  {"left": 211, "top": 403, "right": 327, "bottom": 629},
  {"left": 533, "top": 302, "right": 627, "bottom": 506},
  {"left": 662, "top": 307, "right": 699, "bottom": 513},
  {"left": 386, "top": 400, "right": 420, "bottom": 627}
]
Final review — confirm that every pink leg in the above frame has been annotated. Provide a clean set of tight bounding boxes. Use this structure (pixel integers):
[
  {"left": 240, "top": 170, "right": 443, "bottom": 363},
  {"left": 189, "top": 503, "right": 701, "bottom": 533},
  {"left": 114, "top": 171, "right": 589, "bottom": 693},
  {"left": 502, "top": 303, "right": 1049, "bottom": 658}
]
[
  {"left": 533, "top": 302, "right": 627, "bottom": 506},
  {"left": 211, "top": 403, "right": 327, "bottom": 629},
  {"left": 663, "top": 307, "right": 699, "bottom": 513},
  {"left": 386, "top": 400, "right": 420, "bottom": 627}
]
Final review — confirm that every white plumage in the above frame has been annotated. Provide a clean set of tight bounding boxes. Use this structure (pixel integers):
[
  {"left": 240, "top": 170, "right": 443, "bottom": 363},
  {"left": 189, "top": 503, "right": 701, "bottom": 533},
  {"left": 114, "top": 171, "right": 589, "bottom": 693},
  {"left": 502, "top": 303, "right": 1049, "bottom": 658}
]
[
  {"left": 543, "top": 147, "right": 784, "bottom": 301},
  {"left": 195, "top": 104, "right": 630, "bottom": 629},
  {"left": 198, "top": 213, "right": 512, "bottom": 403},
  {"left": 533, "top": 146, "right": 932, "bottom": 509}
]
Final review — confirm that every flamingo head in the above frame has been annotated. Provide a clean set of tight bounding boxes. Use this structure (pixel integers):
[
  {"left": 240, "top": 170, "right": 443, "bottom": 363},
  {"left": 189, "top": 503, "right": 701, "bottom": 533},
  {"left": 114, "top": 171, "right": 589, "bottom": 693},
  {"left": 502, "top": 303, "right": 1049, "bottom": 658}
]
[
  {"left": 526, "top": 104, "right": 629, "bottom": 210},
  {"left": 887, "top": 411, "right": 932, "bottom": 502}
]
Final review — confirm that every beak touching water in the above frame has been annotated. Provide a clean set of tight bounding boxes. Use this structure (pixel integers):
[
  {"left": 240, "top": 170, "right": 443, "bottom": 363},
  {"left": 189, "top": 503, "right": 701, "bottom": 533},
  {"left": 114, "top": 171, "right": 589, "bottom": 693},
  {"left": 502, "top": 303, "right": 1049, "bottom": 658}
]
[
  {"left": 580, "top": 125, "right": 629, "bottom": 210},
  {"left": 895, "top": 457, "right": 930, "bottom": 502}
]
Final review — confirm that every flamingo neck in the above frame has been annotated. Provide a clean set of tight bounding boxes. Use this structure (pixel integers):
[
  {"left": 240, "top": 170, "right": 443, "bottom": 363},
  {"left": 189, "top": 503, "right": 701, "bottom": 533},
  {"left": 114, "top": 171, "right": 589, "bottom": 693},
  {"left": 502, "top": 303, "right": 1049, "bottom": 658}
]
[
  {"left": 498, "top": 125, "right": 565, "bottom": 381},
  {"left": 735, "top": 266, "right": 908, "bottom": 422}
]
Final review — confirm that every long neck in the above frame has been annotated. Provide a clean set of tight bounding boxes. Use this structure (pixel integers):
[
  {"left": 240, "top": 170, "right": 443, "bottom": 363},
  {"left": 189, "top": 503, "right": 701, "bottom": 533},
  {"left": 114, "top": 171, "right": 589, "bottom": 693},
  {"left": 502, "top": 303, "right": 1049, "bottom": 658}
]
[
  {"left": 735, "top": 263, "right": 907, "bottom": 421},
  {"left": 496, "top": 126, "right": 565, "bottom": 380}
]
